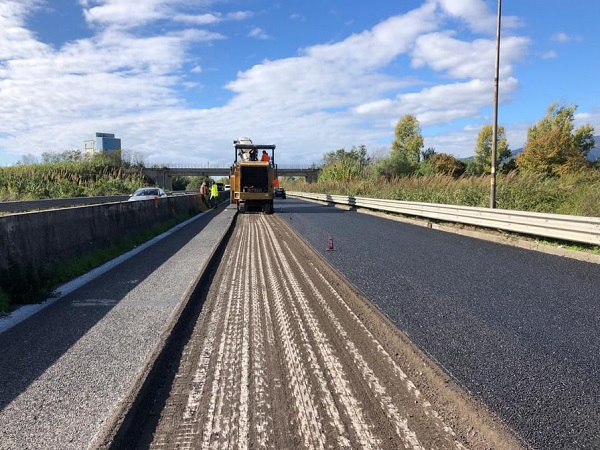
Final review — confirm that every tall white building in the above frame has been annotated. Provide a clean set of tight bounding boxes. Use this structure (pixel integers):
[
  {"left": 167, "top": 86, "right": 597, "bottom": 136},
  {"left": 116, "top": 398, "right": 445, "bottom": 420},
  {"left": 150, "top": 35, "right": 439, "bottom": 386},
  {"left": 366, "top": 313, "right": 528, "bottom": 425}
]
[{"left": 84, "top": 132, "right": 121, "bottom": 156}]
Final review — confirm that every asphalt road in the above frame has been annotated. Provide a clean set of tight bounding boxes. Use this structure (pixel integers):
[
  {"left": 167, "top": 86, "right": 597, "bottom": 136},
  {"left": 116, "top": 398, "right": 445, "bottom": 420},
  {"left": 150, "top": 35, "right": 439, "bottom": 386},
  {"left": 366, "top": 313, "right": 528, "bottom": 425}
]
[
  {"left": 279, "top": 197, "right": 600, "bottom": 450},
  {"left": 114, "top": 213, "right": 521, "bottom": 450}
]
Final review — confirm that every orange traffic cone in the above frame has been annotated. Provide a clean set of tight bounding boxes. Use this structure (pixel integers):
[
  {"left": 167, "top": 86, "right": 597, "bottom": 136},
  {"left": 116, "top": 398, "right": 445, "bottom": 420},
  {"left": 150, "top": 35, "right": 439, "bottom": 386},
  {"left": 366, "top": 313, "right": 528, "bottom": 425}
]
[{"left": 326, "top": 235, "right": 335, "bottom": 251}]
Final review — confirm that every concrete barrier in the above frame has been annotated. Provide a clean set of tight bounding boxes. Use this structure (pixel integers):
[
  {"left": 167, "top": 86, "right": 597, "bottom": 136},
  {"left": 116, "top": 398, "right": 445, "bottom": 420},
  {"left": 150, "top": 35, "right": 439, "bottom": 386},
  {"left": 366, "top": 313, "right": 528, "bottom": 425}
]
[{"left": 0, "top": 194, "right": 213, "bottom": 272}]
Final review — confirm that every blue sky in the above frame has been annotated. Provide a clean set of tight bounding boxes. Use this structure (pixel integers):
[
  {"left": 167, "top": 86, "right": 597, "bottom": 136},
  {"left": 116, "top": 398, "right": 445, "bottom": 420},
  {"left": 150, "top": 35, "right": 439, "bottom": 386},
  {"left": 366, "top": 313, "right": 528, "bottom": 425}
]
[{"left": 0, "top": 0, "right": 598, "bottom": 167}]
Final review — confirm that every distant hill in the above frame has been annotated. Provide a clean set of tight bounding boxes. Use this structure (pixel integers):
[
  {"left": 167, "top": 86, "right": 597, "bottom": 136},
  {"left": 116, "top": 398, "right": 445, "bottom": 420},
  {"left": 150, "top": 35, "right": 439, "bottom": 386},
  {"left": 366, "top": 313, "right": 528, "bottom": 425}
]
[{"left": 587, "top": 135, "right": 600, "bottom": 161}]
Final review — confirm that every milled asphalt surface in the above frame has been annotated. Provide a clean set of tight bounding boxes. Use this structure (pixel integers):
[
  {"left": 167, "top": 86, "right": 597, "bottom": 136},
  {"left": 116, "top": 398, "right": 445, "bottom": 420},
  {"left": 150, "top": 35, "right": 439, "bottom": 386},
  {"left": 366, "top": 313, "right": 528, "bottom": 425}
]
[
  {"left": 0, "top": 203, "right": 236, "bottom": 450},
  {"left": 280, "top": 197, "right": 600, "bottom": 450}
]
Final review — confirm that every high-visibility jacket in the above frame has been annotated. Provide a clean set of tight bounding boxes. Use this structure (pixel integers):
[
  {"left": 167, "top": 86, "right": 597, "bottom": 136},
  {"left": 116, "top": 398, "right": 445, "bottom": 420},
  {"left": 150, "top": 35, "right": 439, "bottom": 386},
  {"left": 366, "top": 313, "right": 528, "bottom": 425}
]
[{"left": 210, "top": 184, "right": 219, "bottom": 198}]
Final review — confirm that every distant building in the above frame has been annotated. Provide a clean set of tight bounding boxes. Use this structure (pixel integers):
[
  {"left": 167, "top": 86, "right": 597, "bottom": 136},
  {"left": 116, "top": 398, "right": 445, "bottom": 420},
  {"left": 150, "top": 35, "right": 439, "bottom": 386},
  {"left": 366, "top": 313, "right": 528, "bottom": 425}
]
[{"left": 84, "top": 132, "right": 122, "bottom": 157}]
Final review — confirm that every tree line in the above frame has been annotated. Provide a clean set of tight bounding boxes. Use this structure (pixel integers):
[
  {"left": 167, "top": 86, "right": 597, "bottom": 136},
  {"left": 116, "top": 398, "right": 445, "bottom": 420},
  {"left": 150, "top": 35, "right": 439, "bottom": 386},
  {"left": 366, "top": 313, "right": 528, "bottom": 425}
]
[{"left": 319, "top": 102, "right": 596, "bottom": 181}]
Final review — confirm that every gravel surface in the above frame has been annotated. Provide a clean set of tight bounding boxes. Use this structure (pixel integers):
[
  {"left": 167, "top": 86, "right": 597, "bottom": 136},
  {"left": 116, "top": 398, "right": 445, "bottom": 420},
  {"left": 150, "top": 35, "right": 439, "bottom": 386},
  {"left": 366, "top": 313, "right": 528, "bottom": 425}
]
[
  {"left": 116, "top": 213, "right": 521, "bottom": 450},
  {"left": 0, "top": 205, "right": 236, "bottom": 450},
  {"left": 281, "top": 197, "right": 600, "bottom": 450}
]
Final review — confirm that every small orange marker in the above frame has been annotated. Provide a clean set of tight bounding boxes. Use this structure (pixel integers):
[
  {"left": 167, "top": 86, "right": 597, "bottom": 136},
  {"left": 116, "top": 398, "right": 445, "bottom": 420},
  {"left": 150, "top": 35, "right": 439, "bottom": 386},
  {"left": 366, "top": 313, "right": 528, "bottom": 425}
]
[{"left": 326, "top": 235, "right": 335, "bottom": 251}]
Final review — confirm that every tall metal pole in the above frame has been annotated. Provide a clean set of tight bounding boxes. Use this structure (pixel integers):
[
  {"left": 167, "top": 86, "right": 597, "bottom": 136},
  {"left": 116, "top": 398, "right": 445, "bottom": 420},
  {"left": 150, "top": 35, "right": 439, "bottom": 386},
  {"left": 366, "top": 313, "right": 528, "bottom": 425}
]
[{"left": 490, "top": 0, "right": 502, "bottom": 208}]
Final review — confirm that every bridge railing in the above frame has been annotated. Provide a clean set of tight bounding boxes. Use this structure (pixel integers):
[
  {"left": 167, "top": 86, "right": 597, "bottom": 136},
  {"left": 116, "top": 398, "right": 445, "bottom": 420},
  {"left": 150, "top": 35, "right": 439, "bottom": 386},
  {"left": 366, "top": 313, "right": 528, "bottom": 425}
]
[{"left": 287, "top": 191, "right": 600, "bottom": 246}]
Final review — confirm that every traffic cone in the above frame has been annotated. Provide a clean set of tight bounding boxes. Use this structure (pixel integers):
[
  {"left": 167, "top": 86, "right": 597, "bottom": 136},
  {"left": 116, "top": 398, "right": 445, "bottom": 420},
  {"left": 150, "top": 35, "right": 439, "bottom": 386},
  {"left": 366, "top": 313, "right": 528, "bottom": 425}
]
[{"left": 326, "top": 235, "right": 335, "bottom": 251}]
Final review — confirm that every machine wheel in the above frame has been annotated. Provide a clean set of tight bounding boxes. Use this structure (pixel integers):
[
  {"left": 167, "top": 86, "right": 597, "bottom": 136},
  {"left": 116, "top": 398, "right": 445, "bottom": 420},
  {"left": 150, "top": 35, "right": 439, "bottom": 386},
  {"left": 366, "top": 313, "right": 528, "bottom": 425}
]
[{"left": 264, "top": 201, "right": 274, "bottom": 215}]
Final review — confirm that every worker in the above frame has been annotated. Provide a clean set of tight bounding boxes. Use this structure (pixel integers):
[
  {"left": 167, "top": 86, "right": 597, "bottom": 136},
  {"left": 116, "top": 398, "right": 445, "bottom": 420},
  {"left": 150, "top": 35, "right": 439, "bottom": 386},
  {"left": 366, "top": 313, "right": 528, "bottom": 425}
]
[
  {"left": 261, "top": 150, "right": 270, "bottom": 162},
  {"left": 200, "top": 181, "right": 208, "bottom": 207},
  {"left": 210, "top": 182, "right": 219, "bottom": 208},
  {"left": 249, "top": 148, "right": 258, "bottom": 161},
  {"left": 273, "top": 177, "right": 280, "bottom": 189}
]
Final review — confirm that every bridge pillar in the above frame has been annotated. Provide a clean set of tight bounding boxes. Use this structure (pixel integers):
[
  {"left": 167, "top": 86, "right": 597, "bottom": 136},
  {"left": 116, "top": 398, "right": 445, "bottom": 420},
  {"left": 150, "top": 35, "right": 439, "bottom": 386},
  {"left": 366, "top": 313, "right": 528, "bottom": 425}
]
[
  {"left": 143, "top": 169, "right": 172, "bottom": 190},
  {"left": 306, "top": 169, "right": 321, "bottom": 183}
]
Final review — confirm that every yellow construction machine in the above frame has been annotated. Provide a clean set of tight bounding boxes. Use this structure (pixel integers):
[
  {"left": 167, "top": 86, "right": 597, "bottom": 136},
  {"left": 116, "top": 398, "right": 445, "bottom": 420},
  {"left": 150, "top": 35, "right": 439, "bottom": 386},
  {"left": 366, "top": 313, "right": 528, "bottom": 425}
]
[{"left": 230, "top": 138, "right": 277, "bottom": 214}]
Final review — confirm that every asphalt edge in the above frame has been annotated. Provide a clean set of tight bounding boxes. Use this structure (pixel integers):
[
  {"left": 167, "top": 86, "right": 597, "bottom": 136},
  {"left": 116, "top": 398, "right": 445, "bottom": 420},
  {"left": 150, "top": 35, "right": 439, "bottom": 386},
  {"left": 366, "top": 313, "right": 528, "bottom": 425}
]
[{"left": 92, "top": 209, "right": 238, "bottom": 449}]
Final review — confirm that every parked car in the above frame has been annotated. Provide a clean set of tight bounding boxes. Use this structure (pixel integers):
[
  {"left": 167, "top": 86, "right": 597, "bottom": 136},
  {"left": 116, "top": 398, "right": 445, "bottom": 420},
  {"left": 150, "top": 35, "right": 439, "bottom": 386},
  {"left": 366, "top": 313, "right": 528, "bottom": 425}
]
[
  {"left": 217, "top": 182, "right": 225, "bottom": 192},
  {"left": 274, "top": 187, "right": 286, "bottom": 199},
  {"left": 128, "top": 187, "right": 167, "bottom": 201},
  {"left": 224, "top": 184, "right": 231, "bottom": 191}
]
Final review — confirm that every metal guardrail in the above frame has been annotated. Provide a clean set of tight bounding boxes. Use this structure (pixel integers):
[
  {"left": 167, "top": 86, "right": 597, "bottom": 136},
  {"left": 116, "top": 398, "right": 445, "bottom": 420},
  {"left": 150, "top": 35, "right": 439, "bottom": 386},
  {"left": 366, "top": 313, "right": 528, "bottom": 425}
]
[{"left": 288, "top": 191, "right": 600, "bottom": 246}]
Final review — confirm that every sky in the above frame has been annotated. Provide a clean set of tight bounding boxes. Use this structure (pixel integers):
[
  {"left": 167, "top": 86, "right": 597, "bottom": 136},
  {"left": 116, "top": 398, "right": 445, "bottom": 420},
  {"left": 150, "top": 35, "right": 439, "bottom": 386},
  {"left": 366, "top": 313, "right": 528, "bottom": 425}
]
[{"left": 0, "top": 0, "right": 599, "bottom": 168}]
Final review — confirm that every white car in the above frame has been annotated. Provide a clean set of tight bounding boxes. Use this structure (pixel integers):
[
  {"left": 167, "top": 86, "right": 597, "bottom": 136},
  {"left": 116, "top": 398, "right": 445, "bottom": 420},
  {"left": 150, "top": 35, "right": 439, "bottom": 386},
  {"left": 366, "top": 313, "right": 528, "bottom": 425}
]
[
  {"left": 224, "top": 184, "right": 231, "bottom": 190},
  {"left": 128, "top": 187, "right": 167, "bottom": 201}
]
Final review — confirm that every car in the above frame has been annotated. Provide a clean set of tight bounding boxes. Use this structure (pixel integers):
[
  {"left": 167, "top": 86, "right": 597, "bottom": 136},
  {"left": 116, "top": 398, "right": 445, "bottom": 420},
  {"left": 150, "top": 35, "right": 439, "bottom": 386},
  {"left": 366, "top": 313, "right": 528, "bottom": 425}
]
[
  {"left": 274, "top": 187, "right": 286, "bottom": 199},
  {"left": 216, "top": 182, "right": 225, "bottom": 192},
  {"left": 224, "top": 184, "right": 231, "bottom": 191},
  {"left": 128, "top": 187, "right": 167, "bottom": 201}
]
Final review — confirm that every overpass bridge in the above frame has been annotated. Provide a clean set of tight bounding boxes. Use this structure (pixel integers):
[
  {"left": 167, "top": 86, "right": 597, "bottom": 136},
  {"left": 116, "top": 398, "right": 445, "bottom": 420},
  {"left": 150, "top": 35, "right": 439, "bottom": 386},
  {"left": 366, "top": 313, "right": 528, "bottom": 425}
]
[{"left": 143, "top": 165, "right": 321, "bottom": 190}]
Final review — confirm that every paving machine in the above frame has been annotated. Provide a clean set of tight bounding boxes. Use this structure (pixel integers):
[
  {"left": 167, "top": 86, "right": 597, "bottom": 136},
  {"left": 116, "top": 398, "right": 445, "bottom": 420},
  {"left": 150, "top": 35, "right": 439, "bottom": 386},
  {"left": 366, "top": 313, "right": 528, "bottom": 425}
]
[{"left": 230, "top": 138, "right": 277, "bottom": 214}]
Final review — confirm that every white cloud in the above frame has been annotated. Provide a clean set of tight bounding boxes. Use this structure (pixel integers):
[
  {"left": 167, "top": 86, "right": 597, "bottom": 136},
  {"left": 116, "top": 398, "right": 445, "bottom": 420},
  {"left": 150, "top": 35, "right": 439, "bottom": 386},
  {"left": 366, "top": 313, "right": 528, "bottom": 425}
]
[
  {"left": 551, "top": 32, "right": 577, "bottom": 43},
  {"left": 412, "top": 32, "right": 528, "bottom": 79},
  {"left": 248, "top": 27, "right": 270, "bottom": 40},
  {"left": 173, "top": 11, "right": 252, "bottom": 25},
  {"left": 0, "top": 0, "right": 536, "bottom": 164},
  {"left": 437, "top": 0, "right": 496, "bottom": 33},
  {"left": 541, "top": 50, "right": 557, "bottom": 59}
]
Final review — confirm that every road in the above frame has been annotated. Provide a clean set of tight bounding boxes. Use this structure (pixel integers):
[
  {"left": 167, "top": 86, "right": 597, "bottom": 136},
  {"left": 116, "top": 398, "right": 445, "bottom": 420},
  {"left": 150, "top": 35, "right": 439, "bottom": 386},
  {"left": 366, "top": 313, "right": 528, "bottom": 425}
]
[
  {"left": 281, "top": 197, "right": 600, "bottom": 449},
  {"left": 114, "top": 213, "right": 521, "bottom": 450}
]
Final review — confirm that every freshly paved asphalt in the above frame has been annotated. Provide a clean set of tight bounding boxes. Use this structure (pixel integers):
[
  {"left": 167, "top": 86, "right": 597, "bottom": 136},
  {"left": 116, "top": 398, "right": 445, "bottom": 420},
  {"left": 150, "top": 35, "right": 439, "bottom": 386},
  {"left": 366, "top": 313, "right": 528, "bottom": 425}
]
[
  {"left": 279, "top": 197, "right": 600, "bottom": 450},
  {"left": 0, "top": 204, "right": 236, "bottom": 450}
]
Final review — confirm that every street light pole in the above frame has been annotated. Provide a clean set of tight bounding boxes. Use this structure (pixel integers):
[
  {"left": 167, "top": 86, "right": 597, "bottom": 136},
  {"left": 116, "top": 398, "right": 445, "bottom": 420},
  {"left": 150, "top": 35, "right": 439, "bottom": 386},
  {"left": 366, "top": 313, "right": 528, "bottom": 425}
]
[{"left": 490, "top": 0, "right": 502, "bottom": 209}]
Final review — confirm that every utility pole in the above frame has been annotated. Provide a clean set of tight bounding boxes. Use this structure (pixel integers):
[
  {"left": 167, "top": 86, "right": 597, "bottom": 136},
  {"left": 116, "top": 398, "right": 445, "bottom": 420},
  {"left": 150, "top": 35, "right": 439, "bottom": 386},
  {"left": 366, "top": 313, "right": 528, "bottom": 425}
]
[{"left": 490, "top": 0, "right": 502, "bottom": 208}]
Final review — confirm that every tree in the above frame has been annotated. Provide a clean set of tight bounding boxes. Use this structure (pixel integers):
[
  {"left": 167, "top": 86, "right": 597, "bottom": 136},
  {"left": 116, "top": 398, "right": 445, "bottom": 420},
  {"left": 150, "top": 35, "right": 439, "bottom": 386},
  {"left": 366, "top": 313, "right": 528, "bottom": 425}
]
[
  {"left": 18, "top": 154, "right": 39, "bottom": 165},
  {"left": 474, "top": 124, "right": 511, "bottom": 174},
  {"left": 421, "top": 147, "right": 436, "bottom": 161},
  {"left": 516, "top": 102, "right": 594, "bottom": 176},
  {"left": 375, "top": 114, "right": 424, "bottom": 179},
  {"left": 41, "top": 149, "right": 84, "bottom": 163},
  {"left": 319, "top": 145, "right": 371, "bottom": 182},
  {"left": 428, "top": 153, "right": 466, "bottom": 177},
  {"left": 391, "top": 114, "right": 423, "bottom": 167}
]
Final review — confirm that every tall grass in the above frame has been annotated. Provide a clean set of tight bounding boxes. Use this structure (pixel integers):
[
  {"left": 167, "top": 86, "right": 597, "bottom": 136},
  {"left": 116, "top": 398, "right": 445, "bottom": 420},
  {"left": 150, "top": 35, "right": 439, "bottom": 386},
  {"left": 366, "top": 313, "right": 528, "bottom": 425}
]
[
  {"left": 0, "top": 160, "right": 148, "bottom": 201},
  {"left": 285, "top": 170, "right": 600, "bottom": 217}
]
